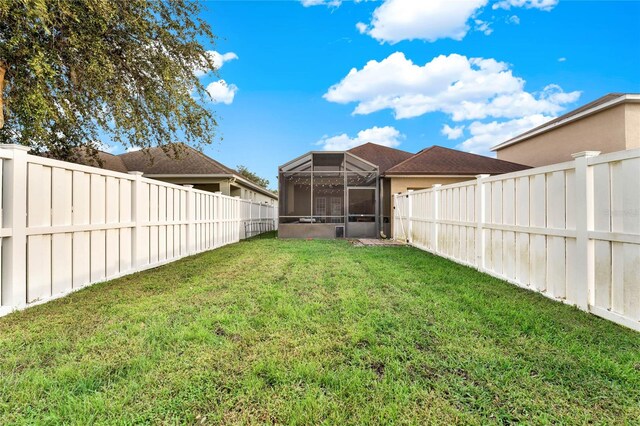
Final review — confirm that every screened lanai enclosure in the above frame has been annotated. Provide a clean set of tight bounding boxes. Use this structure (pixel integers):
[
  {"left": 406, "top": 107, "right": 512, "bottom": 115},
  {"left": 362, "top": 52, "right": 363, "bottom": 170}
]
[{"left": 278, "top": 152, "right": 379, "bottom": 238}]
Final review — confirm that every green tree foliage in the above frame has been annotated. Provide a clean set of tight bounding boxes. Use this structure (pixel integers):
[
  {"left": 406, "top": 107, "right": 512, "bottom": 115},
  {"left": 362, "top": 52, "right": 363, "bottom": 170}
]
[
  {"left": 236, "top": 165, "right": 270, "bottom": 189},
  {"left": 0, "top": 0, "right": 219, "bottom": 159}
]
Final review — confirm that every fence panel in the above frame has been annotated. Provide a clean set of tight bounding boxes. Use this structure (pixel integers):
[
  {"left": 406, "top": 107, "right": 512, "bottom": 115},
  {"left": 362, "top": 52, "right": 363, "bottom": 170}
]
[
  {"left": 394, "top": 149, "right": 640, "bottom": 331},
  {"left": 0, "top": 146, "right": 277, "bottom": 316},
  {"left": 588, "top": 153, "right": 640, "bottom": 324}
]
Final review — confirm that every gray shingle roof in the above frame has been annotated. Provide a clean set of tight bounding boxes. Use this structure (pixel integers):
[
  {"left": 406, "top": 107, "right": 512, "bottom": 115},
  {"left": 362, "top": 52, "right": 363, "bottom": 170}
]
[
  {"left": 347, "top": 143, "right": 414, "bottom": 173},
  {"left": 385, "top": 145, "right": 530, "bottom": 175},
  {"left": 119, "top": 144, "right": 236, "bottom": 175}
]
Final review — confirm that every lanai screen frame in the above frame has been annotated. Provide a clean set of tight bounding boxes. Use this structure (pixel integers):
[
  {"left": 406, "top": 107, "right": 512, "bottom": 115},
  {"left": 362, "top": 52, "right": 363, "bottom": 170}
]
[{"left": 278, "top": 152, "right": 379, "bottom": 228}]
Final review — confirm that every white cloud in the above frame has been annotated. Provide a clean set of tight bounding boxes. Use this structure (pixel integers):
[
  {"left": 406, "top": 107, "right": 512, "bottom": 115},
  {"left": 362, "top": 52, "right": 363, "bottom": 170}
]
[
  {"left": 304, "top": 0, "right": 556, "bottom": 43},
  {"left": 357, "top": 0, "right": 487, "bottom": 43},
  {"left": 126, "top": 146, "right": 142, "bottom": 152},
  {"left": 301, "top": 0, "right": 371, "bottom": 7},
  {"left": 456, "top": 114, "right": 553, "bottom": 155},
  {"left": 492, "top": 0, "right": 558, "bottom": 11},
  {"left": 206, "top": 80, "right": 238, "bottom": 104},
  {"left": 300, "top": 0, "right": 342, "bottom": 7},
  {"left": 441, "top": 124, "right": 465, "bottom": 140},
  {"left": 316, "top": 126, "right": 404, "bottom": 151},
  {"left": 324, "top": 52, "right": 581, "bottom": 121},
  {"left": 194, "top": 51, "right": 238, "bottom": 77},
  {"left": 558, "top": 57, "right": 567, "bottom": 62},
  {"left": 474, "top": 19, "right": 493, "bottom": 35}
]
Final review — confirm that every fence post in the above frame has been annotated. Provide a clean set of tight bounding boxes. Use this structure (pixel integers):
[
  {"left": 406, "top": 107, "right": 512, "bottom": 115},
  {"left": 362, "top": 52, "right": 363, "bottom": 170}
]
[
  {"left": 475, "top": 174, "right": 490, "bottom": 271},
  {"left": 407, "top": 190, "right": 414, "bottom": 244},
  {"left": 1, "top": 144, "right": 30, "bottom": 308},
  {"left": 248, "top": 199, "right": 252, "bottom": 239},
  {"left": 432, "top": 184, "right": 442, "bottom": 253},
  {"left": 184, "top": 185, "right": 195, "bottom": 254},
  {"left": 235, "top": 197, "right": 241, "bottom": 242},
  {"left": 572, "top": 151, "right": 600, "bottom": 311},
  {"left": 128, "top": 172, "right": 144, "bottom": 270}
]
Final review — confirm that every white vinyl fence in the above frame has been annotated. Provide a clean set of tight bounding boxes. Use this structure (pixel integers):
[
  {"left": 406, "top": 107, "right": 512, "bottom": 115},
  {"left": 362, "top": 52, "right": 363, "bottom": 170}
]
[
  {"left": 394, "top": 149, "right": 640, "bottom": 331},
  {"left": 0, "top": 145, "right": 277, "bottom": 316}
]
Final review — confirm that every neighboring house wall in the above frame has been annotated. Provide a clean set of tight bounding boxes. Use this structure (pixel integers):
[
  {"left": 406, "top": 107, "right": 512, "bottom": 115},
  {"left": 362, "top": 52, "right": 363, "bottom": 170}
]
[
  {"left": 193, "top": 183, "right": 221, "bottom": 193},
  {"left": 626, "top": 103, "right": 640, "bottom": 149},
  {"left": 150, "top": 176, "right": 276, "bottom": 205},
  {"left": 495, "top": 104, "right": 636, "bottom": 167}
]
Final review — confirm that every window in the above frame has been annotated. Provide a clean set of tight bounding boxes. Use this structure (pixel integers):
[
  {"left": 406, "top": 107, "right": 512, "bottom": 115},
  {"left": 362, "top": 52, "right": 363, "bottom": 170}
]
[{"left": 315, "top": 197, "right": 327, "bottom": 215}]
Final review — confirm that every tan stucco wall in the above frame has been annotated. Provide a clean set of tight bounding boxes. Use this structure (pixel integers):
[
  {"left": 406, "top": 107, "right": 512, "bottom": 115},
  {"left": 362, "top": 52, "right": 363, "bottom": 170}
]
[
  {"left": 389, "top": 176, "right": 474, "bottom": 196},
  {"left": 496, "top": 104, "right": 631, "bottom": 167},
  {"left": 625, "top": 103, "right": 640, "bottom": 149},
  {"left": 388, "top": 176, "right": 475, "bottom": 234}
]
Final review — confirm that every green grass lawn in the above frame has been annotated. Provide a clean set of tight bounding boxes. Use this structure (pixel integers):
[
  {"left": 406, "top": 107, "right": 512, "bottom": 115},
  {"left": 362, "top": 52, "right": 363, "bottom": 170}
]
[{"left": 1, "top": 233, "right": 639, "bottom": 425}]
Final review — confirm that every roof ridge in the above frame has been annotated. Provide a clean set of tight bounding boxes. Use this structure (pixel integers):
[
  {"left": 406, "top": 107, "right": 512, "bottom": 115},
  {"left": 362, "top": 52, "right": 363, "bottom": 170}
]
[
  {"left": 348, "top": 142, "right": 413, "bottom": 156},
  {"left": 385, "top": 145, "right": 530, "bottom": 175}
]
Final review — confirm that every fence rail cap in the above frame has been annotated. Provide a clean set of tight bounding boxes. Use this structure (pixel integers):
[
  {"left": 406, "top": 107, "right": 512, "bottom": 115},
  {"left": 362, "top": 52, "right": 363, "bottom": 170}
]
[
  {"left": 572, "top": 151, "right": 601, "bottom": 159},
  {"left": 0, "top": 144, "right": 30, "bottom": 152}
]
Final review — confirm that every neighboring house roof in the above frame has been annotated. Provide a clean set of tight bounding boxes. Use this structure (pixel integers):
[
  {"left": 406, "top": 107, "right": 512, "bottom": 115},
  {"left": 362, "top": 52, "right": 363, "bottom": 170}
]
[
  {"left": 347, "top": 142, "right": 414, "bottom": 173},
  {"left": 491, "top": 93, "right": 640, "bottom": 151},
  {"left": 119, "top": 144, "right": 236, "bottom": 175},
  {"left": 64, "top": 143, "right": 276, "bottom": 199},
  {"left": 67, "top": 150, "right": 130, "bottom": 174},
  {"left": 385, "top": 145, "right": 530, "bottom": 176},
  {"left": 119, "top": 144, "right": 276, "bottom": 199},
  {"left": 42, "top": 148, "right": 130, "bottom": 173}
]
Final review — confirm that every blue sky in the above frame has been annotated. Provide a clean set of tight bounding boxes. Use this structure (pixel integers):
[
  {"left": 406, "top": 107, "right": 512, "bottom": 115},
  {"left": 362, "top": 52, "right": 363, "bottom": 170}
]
[{"left": 129, "top": 1, "right": 640, "bottom": 189}]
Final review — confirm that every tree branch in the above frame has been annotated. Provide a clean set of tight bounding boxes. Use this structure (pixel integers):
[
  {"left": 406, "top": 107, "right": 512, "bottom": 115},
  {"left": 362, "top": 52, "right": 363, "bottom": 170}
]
[{"left": 0, "top": 62, "right": 6, "bottom": 129}]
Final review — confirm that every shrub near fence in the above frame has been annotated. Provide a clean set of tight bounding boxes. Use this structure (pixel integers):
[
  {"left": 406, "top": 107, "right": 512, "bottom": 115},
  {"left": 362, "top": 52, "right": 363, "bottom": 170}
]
[
  {"left": 394, "top": 149, "right": 640, "bottom": 331},
  {"left": 0, "top": 144, "right": 277, "bottom": 317}
]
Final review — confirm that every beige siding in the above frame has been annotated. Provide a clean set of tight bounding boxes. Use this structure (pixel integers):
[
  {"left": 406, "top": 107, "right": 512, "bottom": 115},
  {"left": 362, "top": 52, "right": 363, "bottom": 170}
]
[{"left": 496, "top": 104, "right": 630, "bottom": 167}]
